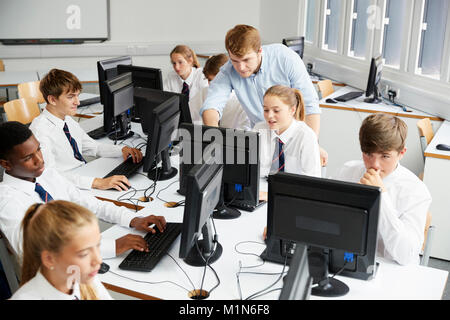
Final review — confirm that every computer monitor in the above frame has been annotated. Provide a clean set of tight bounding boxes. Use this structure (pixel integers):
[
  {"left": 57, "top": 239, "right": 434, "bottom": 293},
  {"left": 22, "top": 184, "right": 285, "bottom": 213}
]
[
  {"left": 104, "top": 72, "right": 134, "bottom": 140},
  {"left": 278, "top": 243, "right": 312, "bottom": 300},
  {"left": 97, "top": 56, "right": 132, "bottom": 134},
  {"left": 282, "top": 36, "right": 305, "bottom": 59},
  {"left": 179, "top": 144, "right": 224, "bottom": 267},
  {"left": 177, "top": 123, "right": 263, "bottom": 220},
  {"left": 133, "top": 87, "right": 192, "bottom": 135},
  {"left": 142, "top": 95, "right": 180, "bottom": 181},
  {"left": 364, "top": 55, "right": 383, "bottom": 103},
  {"left": 262, "top": 172, "right": 381, "bottom": 297}
]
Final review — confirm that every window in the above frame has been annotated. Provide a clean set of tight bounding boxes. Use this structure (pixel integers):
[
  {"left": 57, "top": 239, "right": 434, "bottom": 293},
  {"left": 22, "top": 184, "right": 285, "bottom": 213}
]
[
  {"left": 416, "top": 0, "right": 449, "bottom": 79},
  {"left": 348, "top": 0, "right": 371, "bottom": 59},
  {"left": 305, "top": 0, "right": 316, "bottom": 43},
  {"left": 381, "top": 0, "right": 407, "bottom": 69},
  {"left": 323, "top": 0, "right": 342, "bottom": 52}
]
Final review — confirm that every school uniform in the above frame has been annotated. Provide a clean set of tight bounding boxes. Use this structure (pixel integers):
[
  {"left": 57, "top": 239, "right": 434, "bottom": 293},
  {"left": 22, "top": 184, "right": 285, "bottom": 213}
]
[
  {"left": 163, "top": 67, "right": 208, "bottom": 124},
  {"left": 334, "top": 160, "right": 432, "bottom": 265},
  {"left": 10, "top": 269, "right": 112, "bottom": 300},
  {"left": 253, "top": 119, "right": 321, "bottom": 178},
  {"left": 29, "top": 108, "right": 124, "bottom": 190},
  {"left": 0, "top": 168, "right": 143, "bottom": 259}
]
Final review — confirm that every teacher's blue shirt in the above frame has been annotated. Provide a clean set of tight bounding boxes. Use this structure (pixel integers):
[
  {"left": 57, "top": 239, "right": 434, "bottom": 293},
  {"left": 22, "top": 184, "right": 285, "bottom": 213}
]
[{"left": 201, "top": 43, "right": 320, "bottom": 127}]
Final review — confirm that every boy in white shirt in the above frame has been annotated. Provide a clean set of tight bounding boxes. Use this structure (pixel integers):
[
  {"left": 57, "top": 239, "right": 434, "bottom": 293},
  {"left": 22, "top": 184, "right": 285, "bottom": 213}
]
[
  {"left": 0, "top": 121, "right": 166, "bottom": 259},
  {"left": 163, "top": 45, "right": 208, "bottom": 124},
  {"left": 29, "top": 69, "right": 143, "bottom": 191},
  {"left": 334, "top": 113, "right": 431, "bottom": 265}
]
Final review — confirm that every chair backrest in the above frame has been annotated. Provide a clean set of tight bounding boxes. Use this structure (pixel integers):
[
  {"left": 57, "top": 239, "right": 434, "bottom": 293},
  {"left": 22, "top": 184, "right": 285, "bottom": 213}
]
[
  {"left": 0, "top": 59, "right": 5, "bottom": 72},
  {"left": 4, "top": 98, "right": 41, "bottom": 124},
  {"left": 417, "top": 118, "right": 434, "bottom": 146},
  {"left": 317, "top": 79, "right": 334, "bottom": 98},
  {"left": 17, "top": 81, "right": 45, "bottom": 104}
]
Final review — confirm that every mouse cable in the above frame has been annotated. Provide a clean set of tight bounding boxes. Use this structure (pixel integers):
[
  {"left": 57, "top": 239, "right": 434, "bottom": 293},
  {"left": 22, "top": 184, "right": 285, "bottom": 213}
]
[
  {"left": 166, "top": 252, "right": 196, "bottom": 292},
  {"left": 156, "top": 179, "right": 185, "bottom": 207}
]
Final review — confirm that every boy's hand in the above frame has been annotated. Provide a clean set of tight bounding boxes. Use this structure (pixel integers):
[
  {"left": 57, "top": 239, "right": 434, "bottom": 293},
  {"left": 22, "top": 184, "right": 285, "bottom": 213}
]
[
  {"left": 360, "top": 168, "right": 386, "bottom": 192},
  {"left": 259, "top": 191, "right": 268, "bottom": 202},
  {"left": 115, "top": 234, "right": 149, "bottom": 255},
  {"left": 130, "top": 215, "right": 166, "bottom": 233},
  {"left": 122, "top": 146, "right": 143, "bottom": 163},
  {"left": 92, "top": 175, "right": 130, "bottom": 191}
]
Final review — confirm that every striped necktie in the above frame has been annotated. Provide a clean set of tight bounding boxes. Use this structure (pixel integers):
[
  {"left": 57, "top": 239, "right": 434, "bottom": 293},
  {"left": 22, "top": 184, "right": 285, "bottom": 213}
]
[
  {"left": 35, "top": 183, "right": 54, "bottom": 203},
  {"left": 63, "top": 122, "right": 86, "bottom": 163},
  {"left": 270, "top": 138, "right": 285, "bottom": 173},
  {"left": 181, "top": 81, "right": 190, "bottom": 100}
]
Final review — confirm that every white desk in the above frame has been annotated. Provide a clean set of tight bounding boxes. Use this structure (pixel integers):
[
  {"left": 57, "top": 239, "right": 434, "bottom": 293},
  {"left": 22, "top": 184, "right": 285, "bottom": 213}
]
[
  {"left": 70, "top": 147, "right": 448, "bottom": 300},
  {"left": 423, "top": 121, "right": 450, "bottom": 260}
]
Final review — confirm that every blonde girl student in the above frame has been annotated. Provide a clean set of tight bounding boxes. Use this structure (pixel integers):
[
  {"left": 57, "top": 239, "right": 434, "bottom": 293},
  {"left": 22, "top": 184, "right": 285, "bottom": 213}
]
[
  {"left": 10, "top": 201, "right": 112, "bottom": 300},
  {"left": 253, "top": 85, "right": 321, "bottom": 180},
  {"left": 164, "top": 45, "right": 208, "bottom": 124}
]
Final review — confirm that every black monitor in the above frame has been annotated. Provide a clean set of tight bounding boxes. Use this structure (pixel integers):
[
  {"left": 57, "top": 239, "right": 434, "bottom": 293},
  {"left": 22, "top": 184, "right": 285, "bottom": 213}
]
[
  {"left": 177, "top": 123, "right": 263, "bottom": 220},
  {"left": 133, "top": 87, "right": 192, "bottom": 135},
  {"left": 364, "top": 55, "right": 383, "bottom": 103},
  {"left": 97, "top": 56, "right": 132, "bottom": 134},
  {"left": 279, "top": 244, "right": 312, "bottom": 300},
  {"left": 104, "top": 72, "right": 134, "bottom": 140},
  {"left": 142, "top": 95, "right": 180, "bottom": 181},
  {"left": 282, "top": 36, "right": 305, "bottom": 59},
  {"left": 179, "top": 145, "right": 224, "bottom": 268},
  {"left": 262, "top": 172, "right": 381, "bottom": 298}
]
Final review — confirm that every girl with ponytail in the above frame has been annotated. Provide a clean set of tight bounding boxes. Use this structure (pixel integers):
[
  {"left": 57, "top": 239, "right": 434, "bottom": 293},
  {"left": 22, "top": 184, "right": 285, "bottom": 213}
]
[{"left": 11, "top": 200, "right": 112, "bottom": 300}]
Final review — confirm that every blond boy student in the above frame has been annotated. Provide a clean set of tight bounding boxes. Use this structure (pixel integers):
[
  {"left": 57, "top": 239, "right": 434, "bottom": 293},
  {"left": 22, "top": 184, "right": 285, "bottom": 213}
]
[
  {"left": 29, "top": 69, "right": 143, "bottom": 191},
  {"left": 334, "top": 113, "right": 431, "bottom": 265}
]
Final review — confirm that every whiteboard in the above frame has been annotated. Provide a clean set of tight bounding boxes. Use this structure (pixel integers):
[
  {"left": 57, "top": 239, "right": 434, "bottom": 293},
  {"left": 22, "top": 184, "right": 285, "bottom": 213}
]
[{"left": 0, "top": 0, "right": 109, "bottom": 42}]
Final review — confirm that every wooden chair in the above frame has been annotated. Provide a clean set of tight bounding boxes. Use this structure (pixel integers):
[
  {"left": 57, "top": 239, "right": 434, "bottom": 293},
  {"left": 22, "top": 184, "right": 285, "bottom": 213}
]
[
  {"left": 17, "top": 81, "right": 45, "bottom": 105},
  {"left": 3, "top": 98, "right": 41, "bottom": 124},
  {"left": 0, "top": 59, "right": 5, "bottom": 72},
  {"left": 421, "top": 211, "right": 435, "bottom": 266},
  {"left": 317, "top": 79, "right": 334, "bottom": 99},
  {"left": 416, "top": 118, "right": 434, "bottom": 180}
]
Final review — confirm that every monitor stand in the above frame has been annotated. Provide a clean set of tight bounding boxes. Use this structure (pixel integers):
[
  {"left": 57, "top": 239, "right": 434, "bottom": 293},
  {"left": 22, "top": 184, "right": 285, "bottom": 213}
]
[
  {"left": 212, "top": 184, "right": 241, "bottom": 220},
  {"left": 308, "top": 248, "right": 349, "bottom": 298},
  {"left": 108, "top": 113, "right": 134, "bottom": 141},
  {"left": 147, "top": 149, "right": 178, "bottom": 181},
  {"left": 363, "top": 85, "right": 381, "bottom": 104}
]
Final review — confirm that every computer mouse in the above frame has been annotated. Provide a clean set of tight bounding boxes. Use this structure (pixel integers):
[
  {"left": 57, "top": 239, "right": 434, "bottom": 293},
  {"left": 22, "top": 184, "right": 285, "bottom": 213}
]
[
  {"left": 436, "top": 144, "right": 450, "bottom": 151},
  {"left": 325, "top": 98, "right": 337, "bottom": 104},
  {"left": 98, "top": 262, "right": 110, "bottom": 274}
]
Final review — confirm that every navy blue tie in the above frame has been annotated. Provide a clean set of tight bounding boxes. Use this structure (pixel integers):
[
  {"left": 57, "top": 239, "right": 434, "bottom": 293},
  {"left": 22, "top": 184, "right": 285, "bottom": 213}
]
[
  {"left": 35, "top": 183, "right": 54, "bottom": 203},
  {"left": 271, "top": 138, "right": 285, "bottom": 173},
  {"left": 181, "top": 82, "right": 190, "bottom": 100},
  {"left": 63, "top": 122, "right": 86, "bottom": 163}
]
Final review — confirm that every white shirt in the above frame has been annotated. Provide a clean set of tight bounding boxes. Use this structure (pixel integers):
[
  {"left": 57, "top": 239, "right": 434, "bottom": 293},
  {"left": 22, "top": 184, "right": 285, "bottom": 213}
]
[
  {"left": 253, "top": 120, "right": 321, "bottom": 178},
  {"left": 29, "top": 108, "right": 123, "bottom": 190},
  {"left": 10, "top": 269, "right": 112, "bottom": 300},
  {"left": 163, "top": 67, "right": 208, "bottom": 124},
  {"left": 0, "top": 168, "right": 142, "bottom": 259},
  {"left": 334, "top": 160, "right": 432, "bottom": 265}
]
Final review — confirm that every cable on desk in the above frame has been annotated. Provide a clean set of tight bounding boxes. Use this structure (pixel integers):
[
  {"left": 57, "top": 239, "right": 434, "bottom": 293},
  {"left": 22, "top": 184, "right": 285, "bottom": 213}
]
[
  {"left": 156, "top": 179, "right": 185, "bottom": 207},
  {"left": 166, "top": 252, "right": 196, "bottom": 292},
  {"left": 116, "top": 186, "right": 148, "bottom": 212}
]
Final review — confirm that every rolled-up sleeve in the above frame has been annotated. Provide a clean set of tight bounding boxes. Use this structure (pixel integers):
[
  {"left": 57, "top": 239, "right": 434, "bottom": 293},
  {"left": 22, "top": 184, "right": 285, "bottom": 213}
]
[{"left": 200, "top": 66, "right": 233, "bottom": 119}]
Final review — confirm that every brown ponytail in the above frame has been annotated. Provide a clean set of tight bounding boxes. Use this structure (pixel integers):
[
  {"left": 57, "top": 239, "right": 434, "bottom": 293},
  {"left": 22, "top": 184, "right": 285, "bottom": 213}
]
[
  {"left": 264, "top": 85, "right": 306, "bottom": 121},
  {"left": 170, "top": 45, "right": 200, "bottom": 68}
]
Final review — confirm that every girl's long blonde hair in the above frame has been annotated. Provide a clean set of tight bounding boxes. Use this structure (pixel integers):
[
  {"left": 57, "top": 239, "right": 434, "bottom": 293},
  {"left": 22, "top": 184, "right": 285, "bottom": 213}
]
[
  {"left": 170, "top": 45, "right": 200, "bottom": 68},
  {"left": 264, "top": 85, "right": 306, "bottom": 121},
  {"left": 21, "top": 200, "right": 100, "bottom": 300}
]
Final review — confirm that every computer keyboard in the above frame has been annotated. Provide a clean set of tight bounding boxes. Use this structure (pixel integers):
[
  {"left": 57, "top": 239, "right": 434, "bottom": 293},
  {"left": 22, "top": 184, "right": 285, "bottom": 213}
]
[
  {"left": 87, "top": 127, "right": 108, "bottom": 140},
  {"left": 78, "top": 95, "right": 101, "bottom": 107},
  {"left": 103, "top": 156, "right": 143, "bottom": 179},
  {"left": 334, "top": 91, "right": 364, "bottom": 102},
  {"left": 119, "top": 222, "right": 182, "bottom": 272},
  {"left": 230, "top": 199, "right": 267, "bottom": 212}
]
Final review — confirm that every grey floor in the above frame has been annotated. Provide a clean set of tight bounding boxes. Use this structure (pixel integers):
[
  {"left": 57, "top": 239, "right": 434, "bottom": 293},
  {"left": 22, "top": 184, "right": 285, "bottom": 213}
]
[{"left": 428, "top": 257, "right": 450, "bottom": 300}]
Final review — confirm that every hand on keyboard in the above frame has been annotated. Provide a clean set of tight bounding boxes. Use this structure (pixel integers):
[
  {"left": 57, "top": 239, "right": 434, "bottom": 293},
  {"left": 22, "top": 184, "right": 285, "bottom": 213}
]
[
  {"left": 116, "top": 234, "right": 149, "bottom": 256},
  {"left": 130, "top": 215, "right": 167, "bottom": 234},
  {"left": 122, "top": 146, "right": 143, "bottom": 163},
  {"left": 92, "top": 175, "right": 131, "bottom": 191}
]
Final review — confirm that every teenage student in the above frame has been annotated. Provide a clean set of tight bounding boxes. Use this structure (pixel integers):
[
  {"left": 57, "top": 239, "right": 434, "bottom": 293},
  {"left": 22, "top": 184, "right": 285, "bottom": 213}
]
[
  {"left": 255, "top": 85, "right": 321, "bottom": 203},
  {"left": 0, "top": 121, "right": 166, "bottom": 259},
  {"left": 193, "top": 53, "right": 251, "bottom": 130},
  {"left": 11, "top": 201, "right": 112, "bottom": 300},
  {"left": 29, "top": 68, "right": 143, "bottom": 191},
  {"left": 164, "top": 45, "right": 208, "bottom": 124},
  {"left": 200, "top": 24, "right": 328, "bottom": 166},
  {"left": 334, "top": 113, "right": 431, "bottom": 265}
]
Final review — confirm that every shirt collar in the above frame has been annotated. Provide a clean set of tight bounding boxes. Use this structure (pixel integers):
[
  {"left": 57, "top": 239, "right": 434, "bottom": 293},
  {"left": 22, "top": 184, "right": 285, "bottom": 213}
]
[
  {"left": 43, "top": 108, "right": 69, "bottom": 129},
  {"left": 181, "top": 67, "right": 196, "bottom": 87},
  {"left": 34, "top": 269, "right": 80, "bottom": 300},
  {"left": 2, "top": 172, "right": 36, "bottom": 197},
  {"left": 271, "top": 120, "right": 298, "bottom": 144}
]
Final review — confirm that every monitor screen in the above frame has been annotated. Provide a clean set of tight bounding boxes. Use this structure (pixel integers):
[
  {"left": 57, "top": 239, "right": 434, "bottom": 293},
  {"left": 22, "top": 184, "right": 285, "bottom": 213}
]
[
  {"left": 262, "top": 172, "right": 381, "bottom": 297},
  {"left": 97, "top": 56, "right": 132, "bottom": 105},
  {"left": 179, "top": 147, "right": 224, "bottom": 267},
  {"left": 282, "top": 36, "right": 305, "bottom": 59},
  {"left": 117, "top": 64, "right": 163, "bottom": 90},
  {"left": 364, "top": 55, "right": 383, "bottom": 103},
  {"left": 142, "top": 95, "right": 180, "bottom": 181}
]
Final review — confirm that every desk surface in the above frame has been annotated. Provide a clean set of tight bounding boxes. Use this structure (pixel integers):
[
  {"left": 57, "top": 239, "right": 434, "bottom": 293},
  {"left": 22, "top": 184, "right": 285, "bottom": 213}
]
[
  {"left": 425, "top": 120, "right": 450, "bottom": 160},
  {"left": 70, "top": 125, "right": 448, "bottom": 300},
  {"left": 320, "top": 86, "right": 443, "bottom": 121},
  {"left": 0, "top": 71, "right": 39, "bottom": 87}
]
